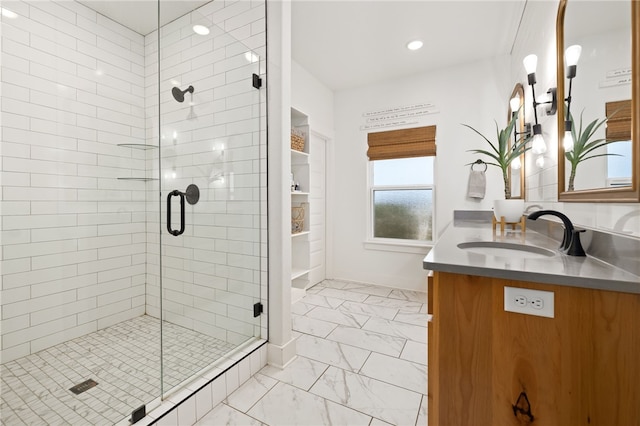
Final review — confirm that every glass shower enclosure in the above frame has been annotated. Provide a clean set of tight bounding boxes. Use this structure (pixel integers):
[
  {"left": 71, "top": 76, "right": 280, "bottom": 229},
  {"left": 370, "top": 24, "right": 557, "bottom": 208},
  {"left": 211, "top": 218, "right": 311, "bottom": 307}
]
[{"left": 0, "top": 0, "right": 266, "bottom": 423}]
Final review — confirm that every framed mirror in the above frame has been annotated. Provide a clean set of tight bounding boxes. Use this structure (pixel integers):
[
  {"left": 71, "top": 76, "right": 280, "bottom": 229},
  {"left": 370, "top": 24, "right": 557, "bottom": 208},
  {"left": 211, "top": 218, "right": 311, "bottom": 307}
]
[
  {"left": 556, "top": 0, "right": 639, "bottom": 202},
  {"left": 508, "top": 83, "right": 526, "bottom": 199}
]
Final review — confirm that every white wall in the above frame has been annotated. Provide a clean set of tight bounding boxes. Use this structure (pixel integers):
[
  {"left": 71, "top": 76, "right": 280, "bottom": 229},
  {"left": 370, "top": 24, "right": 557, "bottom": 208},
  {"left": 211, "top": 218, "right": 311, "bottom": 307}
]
[
  {"left": 331, "top": 56, "right": 512, "bottom": 291},
  {"left": 292, "top": 60, "right": 334, "bottom": 139},
  {"left": 1, "top": 0, "right": 147, "bottom": 362},
  {"left": 266, "top": 0, "right": 297, "bottom": 368},
  {"left": 513, "top": 0, "right": 640, "bottom": 238}
]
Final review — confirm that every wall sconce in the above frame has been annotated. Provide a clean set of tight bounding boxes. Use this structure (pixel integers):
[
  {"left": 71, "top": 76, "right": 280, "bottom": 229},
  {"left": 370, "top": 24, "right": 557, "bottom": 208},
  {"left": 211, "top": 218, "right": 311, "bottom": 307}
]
[
  {"left": 523, "top": 54, "right": 559, "bottom": 156},
  {"left": 562, "top": 45, "right": 582, "bottom": 152}
]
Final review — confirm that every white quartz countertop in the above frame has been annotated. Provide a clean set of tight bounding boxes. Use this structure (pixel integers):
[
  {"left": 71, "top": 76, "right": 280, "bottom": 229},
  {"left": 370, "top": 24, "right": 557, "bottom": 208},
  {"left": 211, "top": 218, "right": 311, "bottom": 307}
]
[{"left": 423, "top": 220, "right": 640, "bottom": 293}]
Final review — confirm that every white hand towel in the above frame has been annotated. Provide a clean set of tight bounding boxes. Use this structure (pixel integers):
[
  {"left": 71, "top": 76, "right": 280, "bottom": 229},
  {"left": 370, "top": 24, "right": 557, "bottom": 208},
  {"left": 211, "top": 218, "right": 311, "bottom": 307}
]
[{"left": 467, "top": 170, "right": 486, "bottom": 199}]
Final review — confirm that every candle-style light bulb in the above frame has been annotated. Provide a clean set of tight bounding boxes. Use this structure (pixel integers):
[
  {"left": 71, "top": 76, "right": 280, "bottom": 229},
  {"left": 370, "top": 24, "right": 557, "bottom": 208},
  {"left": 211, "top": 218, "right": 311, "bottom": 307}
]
[
  {"left": 511, "top": 156, "right": 522, "bottom": 170},
  {"left": 565, "top": 44, "right": 582, "bottom": 79},
  {"left": 531, "top": 124, "right": 546, "bottom": 154},
  {"left": 523, "top": 54, "right": 538, "bottom": 74},
  {"left": 523, "top": 54, "right": 538, "bottom": 85},
  {"left": 563, "top": 120, "right": 574, "bottom": 152},
  {"left": 565, "top": 45, "right": 582, "bottom": 67}
]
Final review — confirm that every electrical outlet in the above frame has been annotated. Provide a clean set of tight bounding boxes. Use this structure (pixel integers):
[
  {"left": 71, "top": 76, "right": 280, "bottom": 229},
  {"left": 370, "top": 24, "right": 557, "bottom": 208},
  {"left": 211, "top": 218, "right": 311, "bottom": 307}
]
[
  {"left": 514, "top": 296, "right": 527, "bottom": 307},
  {"left": 504, "top": 287, "right": 554, "bottom": 318},
  {"left": 530, "top": 298, "right": 544, "bottom": 310}
]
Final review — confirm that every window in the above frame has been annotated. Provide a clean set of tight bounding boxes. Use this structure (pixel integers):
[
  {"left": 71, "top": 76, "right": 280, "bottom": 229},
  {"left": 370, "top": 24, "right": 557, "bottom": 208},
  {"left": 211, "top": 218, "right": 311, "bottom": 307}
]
[
  {"left": 367, "top": 126, "right": 436, "bottom": 245},
  {"left": 605, "top": 99, "right": 632, "bottom": 187},
  {"left": 371, "top": 157, "right": 434, "bottom": 242}
]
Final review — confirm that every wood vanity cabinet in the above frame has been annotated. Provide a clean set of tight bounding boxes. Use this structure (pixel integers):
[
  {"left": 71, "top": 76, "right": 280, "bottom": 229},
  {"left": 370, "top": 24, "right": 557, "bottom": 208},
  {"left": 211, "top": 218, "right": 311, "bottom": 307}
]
[{"left": 427, "top": 272, "right": 640, "bottom": 426}]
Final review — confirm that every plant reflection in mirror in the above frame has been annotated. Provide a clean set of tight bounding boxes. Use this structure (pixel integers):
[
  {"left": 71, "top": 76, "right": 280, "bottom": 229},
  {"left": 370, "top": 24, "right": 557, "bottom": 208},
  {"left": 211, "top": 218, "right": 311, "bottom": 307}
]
[
  {"left": 565, "top": 110, "right": 622, "bottom": 191},
  {"left": 463, "top": 107, "right": 531, "bottom": 199}
]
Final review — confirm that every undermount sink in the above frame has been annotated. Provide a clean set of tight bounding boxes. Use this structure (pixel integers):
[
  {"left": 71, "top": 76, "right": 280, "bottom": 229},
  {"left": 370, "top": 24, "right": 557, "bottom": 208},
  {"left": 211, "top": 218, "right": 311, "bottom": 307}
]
[{"left": 457, "top": 241, "right": 556, "bottom": 259}]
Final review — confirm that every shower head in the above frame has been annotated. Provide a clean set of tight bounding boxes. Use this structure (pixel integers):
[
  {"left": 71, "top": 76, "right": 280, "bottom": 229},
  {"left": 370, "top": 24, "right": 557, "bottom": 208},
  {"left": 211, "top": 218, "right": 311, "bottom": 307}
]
[{"left": 172, "top": 85, "right": 194, "bottom": 103}]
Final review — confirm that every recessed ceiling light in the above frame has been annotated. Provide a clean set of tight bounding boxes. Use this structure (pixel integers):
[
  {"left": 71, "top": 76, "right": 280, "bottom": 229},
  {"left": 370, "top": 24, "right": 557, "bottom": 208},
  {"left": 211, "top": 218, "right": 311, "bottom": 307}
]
[
  {"left": 193, "top": 25, "right": 210, "bottom": 36},
  {"left": 407, "top": 40, "right": 423, "bottom": 51}
]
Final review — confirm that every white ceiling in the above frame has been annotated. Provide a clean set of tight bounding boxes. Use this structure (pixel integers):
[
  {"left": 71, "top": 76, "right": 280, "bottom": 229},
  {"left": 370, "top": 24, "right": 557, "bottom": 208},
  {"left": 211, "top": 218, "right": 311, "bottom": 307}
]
[
  {"left": 291, "top": 0, "right": 527, "bottom": 91},
  {"left": 79, "top": 0, "right": 528, "bottom": 91},
  {"left": 78, "top": 0, "right": 209, "bottom": 35}
]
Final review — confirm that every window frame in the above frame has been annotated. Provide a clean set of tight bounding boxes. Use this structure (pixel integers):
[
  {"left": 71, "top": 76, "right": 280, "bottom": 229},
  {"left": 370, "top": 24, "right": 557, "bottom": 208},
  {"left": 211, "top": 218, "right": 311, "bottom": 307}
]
[{"left": 366, "top": 158, "right": 435, "bottom": 250}]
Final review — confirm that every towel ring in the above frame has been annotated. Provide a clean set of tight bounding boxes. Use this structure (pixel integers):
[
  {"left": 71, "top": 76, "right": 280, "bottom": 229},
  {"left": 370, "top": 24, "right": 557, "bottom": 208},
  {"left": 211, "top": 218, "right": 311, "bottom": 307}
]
[{"left": 471, "top": 159, "right": 487, "bottom": 172}]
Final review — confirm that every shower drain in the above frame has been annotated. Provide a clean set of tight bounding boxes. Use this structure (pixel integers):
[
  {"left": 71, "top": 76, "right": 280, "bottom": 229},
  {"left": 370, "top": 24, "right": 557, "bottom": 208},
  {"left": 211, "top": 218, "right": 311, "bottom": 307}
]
[{"left": 69, "top": 378, "right": 98, "bottom": 395}]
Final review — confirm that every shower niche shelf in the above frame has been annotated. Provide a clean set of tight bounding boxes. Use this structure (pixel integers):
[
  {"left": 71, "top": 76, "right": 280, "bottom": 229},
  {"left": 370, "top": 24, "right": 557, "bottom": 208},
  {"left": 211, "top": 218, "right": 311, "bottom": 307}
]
[
  {"left": 117, "top": 177, "right": 158, "bottom": 182},
  {"left": 117, "top": 143, "right": 159, "bottom": 181},
  {"left": 117, "top": 143, "right": 158, "bottom": 150}
]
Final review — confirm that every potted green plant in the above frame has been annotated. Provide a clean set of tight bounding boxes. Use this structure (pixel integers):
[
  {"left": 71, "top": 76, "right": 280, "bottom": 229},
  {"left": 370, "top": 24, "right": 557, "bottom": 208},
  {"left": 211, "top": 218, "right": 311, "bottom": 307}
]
[
  {"left": 463, "top": 109, "right": 531, "bottom": 221},
  {"left": 565, "top": 110, "right": 620, "bottom": 191}
]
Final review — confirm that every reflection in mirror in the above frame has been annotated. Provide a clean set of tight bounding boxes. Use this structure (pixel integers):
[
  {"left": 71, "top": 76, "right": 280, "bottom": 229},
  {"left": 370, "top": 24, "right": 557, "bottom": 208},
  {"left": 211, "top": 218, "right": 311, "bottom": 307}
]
[
  {"left": 508, "top": 83, "right": 526, "bottom": 199},
  {"left": 557, "top": 0, "right": 640, "bottom": 202}
]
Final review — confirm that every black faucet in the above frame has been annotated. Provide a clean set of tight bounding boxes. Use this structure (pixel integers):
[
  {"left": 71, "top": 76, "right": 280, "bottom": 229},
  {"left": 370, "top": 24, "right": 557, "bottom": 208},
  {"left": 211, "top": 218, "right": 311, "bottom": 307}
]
[{"left": 527, "top": 210, "right": 586, "bottom": 256}]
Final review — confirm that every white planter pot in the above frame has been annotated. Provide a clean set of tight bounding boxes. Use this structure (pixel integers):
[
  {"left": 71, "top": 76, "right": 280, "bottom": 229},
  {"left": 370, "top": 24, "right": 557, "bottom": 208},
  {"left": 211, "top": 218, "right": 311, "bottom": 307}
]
[{"left": 493, "top": 199, "right": 525, "bottom": 223}]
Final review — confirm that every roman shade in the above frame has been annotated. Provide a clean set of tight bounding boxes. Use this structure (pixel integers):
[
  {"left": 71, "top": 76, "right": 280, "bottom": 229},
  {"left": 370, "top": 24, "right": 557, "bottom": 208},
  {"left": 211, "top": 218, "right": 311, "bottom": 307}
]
[
  {"left": 367, "top": 125, "right": 436, "bottom": 161},
  {"left": 605, "top": 99, "right": 631, "bottom": 141}
]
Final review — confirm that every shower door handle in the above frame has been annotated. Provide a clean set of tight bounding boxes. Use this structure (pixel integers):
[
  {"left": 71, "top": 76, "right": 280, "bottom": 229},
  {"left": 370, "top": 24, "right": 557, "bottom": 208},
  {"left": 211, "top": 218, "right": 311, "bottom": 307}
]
[
  {"left": 167, "top": 190, "right": 185, "bottom": 236},
  {"left": 166, "top": 185, "right": 199, "bottom": 237}
]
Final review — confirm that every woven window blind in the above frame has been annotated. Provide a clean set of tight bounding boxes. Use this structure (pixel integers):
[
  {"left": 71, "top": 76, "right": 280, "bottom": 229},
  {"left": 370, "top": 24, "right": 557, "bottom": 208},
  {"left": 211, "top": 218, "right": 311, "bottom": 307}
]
[
  {"left": 367, "top": 125, "right": 436, "bottom": 161},
  {"left": 606, "top": 99, "right": 631, "bottom": 141}
]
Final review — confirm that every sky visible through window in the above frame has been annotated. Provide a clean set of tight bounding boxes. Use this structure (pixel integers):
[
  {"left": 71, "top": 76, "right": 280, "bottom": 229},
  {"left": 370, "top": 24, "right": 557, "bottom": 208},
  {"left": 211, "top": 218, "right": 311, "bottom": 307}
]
[{"left": 607, "top": 140, "right": 632, "bottom": 179}]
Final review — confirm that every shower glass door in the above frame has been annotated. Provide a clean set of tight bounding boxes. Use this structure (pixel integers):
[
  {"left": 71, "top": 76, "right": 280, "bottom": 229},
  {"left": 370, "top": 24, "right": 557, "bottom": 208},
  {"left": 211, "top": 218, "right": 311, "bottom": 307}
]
[{"left": 155, "top": 3, "right": 265, "bottom": 395}]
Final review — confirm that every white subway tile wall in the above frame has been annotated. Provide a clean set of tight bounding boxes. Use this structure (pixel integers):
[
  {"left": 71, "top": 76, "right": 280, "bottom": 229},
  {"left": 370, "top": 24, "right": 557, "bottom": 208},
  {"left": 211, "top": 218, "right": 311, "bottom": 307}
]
[
  {"left": 0, "top": 0, "right": 267, "bottom": 371},
  {"left": 1, "top": 0, "right": 147, "bottom": 363},
  {"left": 142, "top": 1, "right": 266, "bottom": 352}
]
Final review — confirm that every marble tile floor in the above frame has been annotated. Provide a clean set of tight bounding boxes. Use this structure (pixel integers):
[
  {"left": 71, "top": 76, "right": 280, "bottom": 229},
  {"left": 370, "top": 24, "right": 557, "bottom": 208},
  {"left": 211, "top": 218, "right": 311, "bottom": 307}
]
[
  {"left": 1, "top": 315, "right": 236, "bottom": 425},
  {"left": 195, "top": 279, "right": 428, "bottom": 426}
]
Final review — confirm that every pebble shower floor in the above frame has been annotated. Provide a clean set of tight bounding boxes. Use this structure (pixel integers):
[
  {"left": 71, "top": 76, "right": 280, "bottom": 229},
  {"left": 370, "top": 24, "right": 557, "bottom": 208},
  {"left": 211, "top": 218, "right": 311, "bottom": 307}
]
[{"left": 0, "top": 316, "right": 236, "bottom": 425}]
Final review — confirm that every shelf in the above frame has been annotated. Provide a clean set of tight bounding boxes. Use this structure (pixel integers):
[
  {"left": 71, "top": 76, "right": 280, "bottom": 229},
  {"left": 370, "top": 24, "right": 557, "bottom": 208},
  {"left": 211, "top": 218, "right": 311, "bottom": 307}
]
[
  {"left": 290, "top": 108, "right": 312, "bottom": 298},
  {"left": 117, "top": 177, "right": 159, "bottom": 181},
  {"left": 117, "top": 143, "right": 158, "bottom": 150},
  {"left": 291, "top": 268, "right": 310, "bottom": 280}
]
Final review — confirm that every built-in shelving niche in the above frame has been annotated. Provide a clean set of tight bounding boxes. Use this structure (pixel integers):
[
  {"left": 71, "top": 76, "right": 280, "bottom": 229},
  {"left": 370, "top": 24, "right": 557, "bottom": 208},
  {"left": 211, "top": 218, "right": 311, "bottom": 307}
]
[{"left": 290, "top": 108, "right": 312, "bottom": 302}]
